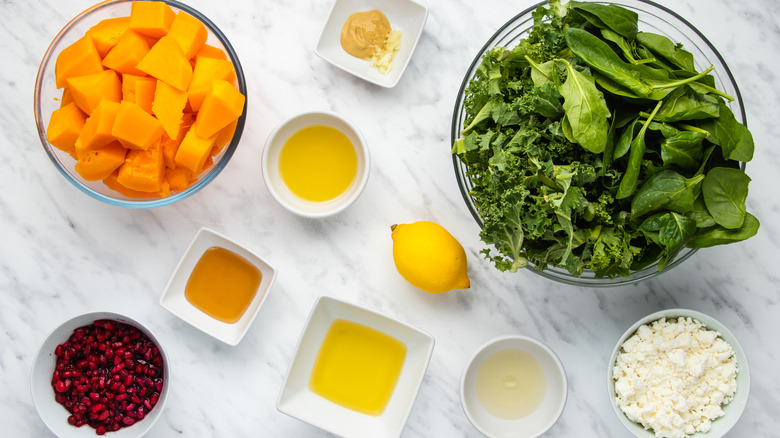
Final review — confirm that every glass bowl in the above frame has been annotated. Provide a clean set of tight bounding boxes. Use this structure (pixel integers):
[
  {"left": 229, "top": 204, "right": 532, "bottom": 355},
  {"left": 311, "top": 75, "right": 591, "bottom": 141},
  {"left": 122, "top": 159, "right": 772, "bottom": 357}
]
[
  {"left": 34, "top": 0, "right": 247, "bottom": 209},
  {"left": 450, "top": 0, "right": 747, "bottom": 287}
]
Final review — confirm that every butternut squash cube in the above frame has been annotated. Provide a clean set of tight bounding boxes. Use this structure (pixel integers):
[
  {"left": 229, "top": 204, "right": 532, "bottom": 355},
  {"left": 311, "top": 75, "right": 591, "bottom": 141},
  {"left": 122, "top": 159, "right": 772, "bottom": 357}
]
[
  {"left": 55, "top": 36, "right": 104, "bottom": 89},
  {"left": 117, "top": 141, "right": 165, "bottom": 192},
  {"left": 66, "top": 70, "right": 122, "bottom": 115},
  {"left": 75, "top": 141, "right": 128, "bottom": 181},
  {"left": 86, "top": 16, "right": 131, "bottom": 57},
  {"left": 162, "top": 112, "right": 193, "bottom": 169},
  {"left": 136, "top": 36, "right": 193, "bottom": 91},
  {"left": 167, "top": 12, "right": 208, "bottom": 59},
  {"left": 112, "top": 101, "right": 164, "bottom": 150},
  {"left": 129, "top": 1, "right": 176, "bottom": 39},
  {"left": 47, "top": 102, "right": 87, "bottom": 154},
  {"left": 194, "top": 79, "right": 245, "bottom": 138},
  {"left": 76, "top": 100, "right": 121, "bottom": 155},
  {"left": 104, "top": 168, "right": 171, "bottom": 198},
  {"left": 212, "top": 118, "right": 238, "bottom": 157},
  {"left": 121, "top": 74, "right": 157, "bottom": 114},
  {"left": 187, "top": 57, "right": 236, "bottom": 111},
  {"left": 60, "top": 87, "right": 74, "bottom": 108},
  {"left": 101, "top": 30, "right": 150, "bottom": 75},
  {"left": 165, "top": 167, "right": 194, "bottom": 192},
  {"left": 195, "top": 44, "right": 228, "bottom": 60},
  {"left": 174, "top": 122, "right": 216, "bottom": 173},
  {"left": 152, "top": 80, "right": 188, "bottom": 139}
]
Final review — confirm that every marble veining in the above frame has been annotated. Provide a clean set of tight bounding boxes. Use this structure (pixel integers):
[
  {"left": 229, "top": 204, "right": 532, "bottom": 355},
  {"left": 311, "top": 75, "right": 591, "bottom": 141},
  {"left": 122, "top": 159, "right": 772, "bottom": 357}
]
[{"left": 1, "top": 0, "right": 779, "bottom": 436}]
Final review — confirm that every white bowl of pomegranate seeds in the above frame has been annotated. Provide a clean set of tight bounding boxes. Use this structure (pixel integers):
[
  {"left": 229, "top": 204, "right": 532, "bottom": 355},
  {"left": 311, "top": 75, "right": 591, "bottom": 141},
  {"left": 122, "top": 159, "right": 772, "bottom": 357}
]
[{"left": 31, "top": 312, "right": 170, "bottom": 437}]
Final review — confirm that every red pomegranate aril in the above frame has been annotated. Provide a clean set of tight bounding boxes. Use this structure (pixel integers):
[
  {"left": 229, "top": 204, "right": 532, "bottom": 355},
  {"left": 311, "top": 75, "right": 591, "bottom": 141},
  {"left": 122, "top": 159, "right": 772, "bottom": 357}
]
[{"left": 51, "top": 319, "right": 164, "bottom": 436}]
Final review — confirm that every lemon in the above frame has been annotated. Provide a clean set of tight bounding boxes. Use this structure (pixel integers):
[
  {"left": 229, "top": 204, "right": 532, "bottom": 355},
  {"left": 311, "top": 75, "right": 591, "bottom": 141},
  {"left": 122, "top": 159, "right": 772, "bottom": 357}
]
[{"left": 391, "top": 221, "right": 470, "bottom": 293}]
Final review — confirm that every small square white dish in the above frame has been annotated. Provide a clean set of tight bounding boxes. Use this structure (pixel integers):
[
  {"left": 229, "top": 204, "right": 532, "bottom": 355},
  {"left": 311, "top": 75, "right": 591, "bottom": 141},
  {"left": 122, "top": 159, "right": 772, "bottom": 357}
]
[
  {"left": 277, "top": 296, "right": 435, "bottom": 438},
  {"left": 159, "top": 227, "right": 277, "bottom": 346},
  {"left": 314, "top": 0, "right": 428, "bottom": 88}
]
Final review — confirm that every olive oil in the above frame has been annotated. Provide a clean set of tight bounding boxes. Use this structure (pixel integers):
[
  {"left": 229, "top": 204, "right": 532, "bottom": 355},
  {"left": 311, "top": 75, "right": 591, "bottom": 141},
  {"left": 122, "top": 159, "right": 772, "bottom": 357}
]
[
  {"left": 279, "top": 125, "right": 358, "bottom": 202},
  {"left": 184, "top": 246, "right": 262, "bottom": 324},
  {"left": 475, "top": 348, "right": 546, "bottom": 420},
  {"left": 309, "top": 319, "right": 406, "bottom": 415}
]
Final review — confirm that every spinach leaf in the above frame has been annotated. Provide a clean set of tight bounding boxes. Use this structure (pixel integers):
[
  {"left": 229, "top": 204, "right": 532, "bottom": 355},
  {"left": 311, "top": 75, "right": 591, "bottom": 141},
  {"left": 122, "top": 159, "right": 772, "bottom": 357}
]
[
  {"left": 614, "top": 117, "right": 639, "bottom": 159},
  {"left": 654, "top": 86, "right": 720, "bottom": 122},
  {"left": 631, "top": 170, "right": 703, "bottom": 218},
  {"left": 688, "top": 213, "right": 760, "bottom": 248},
  {"left": 636, "top": 32, "right": 695, "bottom": 72},
  {"left": 687, "top": 196, "right": 717, "bottom": 228},
  {"left": 617, "top": 101, "right": 662, "bottom": 199},
  {"left": 698, "top": 101, "right": 755, "bottom": 162},
  {"left": 569, "top": 1, "right": 639, "bottom": 39},
  {"left": 558, "top": 59, "right": 611, "bottom": 153},
  {"left": 564, "top": 27, "right": 652, "bottom": 97},
  {"left": 702, "top": 167, "right": 751, "bottom": 229},
  {"left": 660, "top": 130, "right": 706, "bottom": 170}
]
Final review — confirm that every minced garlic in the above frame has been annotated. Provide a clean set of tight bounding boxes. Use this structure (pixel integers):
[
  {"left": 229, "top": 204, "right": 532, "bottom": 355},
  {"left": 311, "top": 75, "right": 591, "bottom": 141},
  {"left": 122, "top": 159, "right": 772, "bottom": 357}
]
[{"left": 340, "top": 10, "right": 402, "bottom": 75}]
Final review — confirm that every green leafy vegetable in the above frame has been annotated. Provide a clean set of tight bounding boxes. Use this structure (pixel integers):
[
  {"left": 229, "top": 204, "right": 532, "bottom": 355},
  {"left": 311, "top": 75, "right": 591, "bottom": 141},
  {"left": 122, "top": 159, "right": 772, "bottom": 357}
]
[{"left": 453, "top": 0, "right": 758, "bottom": 278}]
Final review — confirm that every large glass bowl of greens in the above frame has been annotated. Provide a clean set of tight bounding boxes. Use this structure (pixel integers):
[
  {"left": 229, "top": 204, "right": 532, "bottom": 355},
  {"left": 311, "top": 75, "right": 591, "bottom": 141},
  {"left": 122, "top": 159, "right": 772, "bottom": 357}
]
[{"left": 451, "top": 0, "right": 757, "bottom": 287}]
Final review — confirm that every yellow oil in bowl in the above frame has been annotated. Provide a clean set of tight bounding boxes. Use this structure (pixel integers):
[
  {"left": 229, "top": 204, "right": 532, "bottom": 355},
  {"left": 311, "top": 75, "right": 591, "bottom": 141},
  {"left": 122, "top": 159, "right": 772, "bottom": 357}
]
[
  {"left": 309, "top": 319, "right": 406, "bottom": 415},
  {"left": 279, "top": 125, "right": 357, "bottom": 202}
]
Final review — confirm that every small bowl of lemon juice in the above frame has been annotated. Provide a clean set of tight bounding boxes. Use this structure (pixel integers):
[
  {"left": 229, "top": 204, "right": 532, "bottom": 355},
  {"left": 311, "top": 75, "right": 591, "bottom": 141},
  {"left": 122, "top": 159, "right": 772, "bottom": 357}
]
[
  {"left": 460, "top": 335, "right": 567, "bottom": 438},
  {"left": 262, "top": 111, "right": 370, "bottom": 218}
]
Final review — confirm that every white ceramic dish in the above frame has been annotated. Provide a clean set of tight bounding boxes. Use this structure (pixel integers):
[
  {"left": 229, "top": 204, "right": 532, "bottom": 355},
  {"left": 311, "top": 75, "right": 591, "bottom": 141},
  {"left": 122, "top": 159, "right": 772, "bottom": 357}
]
[
  {"left": 460, "top": 335, "right": 567, "bottom": 438},
  {"left": 262, "top": 111, "right": 370, "bottom": 218},
  {"left": 277, "top": 296, "right": 435, "bottom": 438},
  {"left": 314, "top": 0, "right": 428, "bottom": 88},
  {"left": 31, "top": 311, "right": 170, "bottom": 438},
  {"left": 159, "top": 227, "right": 277, "bottom": 346},
  {"left": 607, "top": 308, "right": 750, "bottom": 438}
]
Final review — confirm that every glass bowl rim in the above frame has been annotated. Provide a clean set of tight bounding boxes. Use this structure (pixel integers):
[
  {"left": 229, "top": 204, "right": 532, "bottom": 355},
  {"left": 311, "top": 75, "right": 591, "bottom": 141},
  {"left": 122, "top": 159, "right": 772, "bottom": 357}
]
[
  {"left": 33, "top": 0, "right": 248, "bottom": 209},
  {"left": 449, "top": 0, "right": 747, "bottom": 287}
]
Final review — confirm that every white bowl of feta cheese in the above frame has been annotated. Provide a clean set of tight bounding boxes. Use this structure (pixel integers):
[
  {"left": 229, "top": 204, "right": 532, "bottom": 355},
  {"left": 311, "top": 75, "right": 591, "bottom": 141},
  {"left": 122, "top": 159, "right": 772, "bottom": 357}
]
[{"left": 608, "top": 309, "right": 749, "bottom": 438}]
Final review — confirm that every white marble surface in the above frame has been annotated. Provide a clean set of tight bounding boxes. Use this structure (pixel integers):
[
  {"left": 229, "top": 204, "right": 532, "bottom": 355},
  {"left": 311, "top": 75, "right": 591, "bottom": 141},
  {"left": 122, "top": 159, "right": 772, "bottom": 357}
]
[{"left": 2, "top": 0, "right": 779, "bottom": 436}]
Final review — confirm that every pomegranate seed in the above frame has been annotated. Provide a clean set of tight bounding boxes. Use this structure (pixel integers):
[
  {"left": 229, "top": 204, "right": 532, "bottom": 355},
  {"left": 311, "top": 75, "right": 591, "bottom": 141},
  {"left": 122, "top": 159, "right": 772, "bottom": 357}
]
[{"left": 50, "top": 320, "right": 164, "bottom": 435}]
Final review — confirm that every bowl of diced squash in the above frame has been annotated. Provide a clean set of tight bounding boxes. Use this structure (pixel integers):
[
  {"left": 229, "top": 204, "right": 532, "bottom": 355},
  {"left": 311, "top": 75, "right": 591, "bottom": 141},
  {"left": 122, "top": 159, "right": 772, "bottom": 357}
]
[{"left": 34, "top": 0, "right": 247, "bottom": 208}]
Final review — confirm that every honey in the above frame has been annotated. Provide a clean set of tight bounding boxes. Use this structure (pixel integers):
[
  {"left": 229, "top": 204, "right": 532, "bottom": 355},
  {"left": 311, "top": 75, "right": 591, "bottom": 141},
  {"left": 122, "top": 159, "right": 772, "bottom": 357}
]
[
  {"left": 309, "top": 319, "right": 406, "bottom": 415},
  {"left": 184, "top": 246, "right": 262, "bottom": 324}
]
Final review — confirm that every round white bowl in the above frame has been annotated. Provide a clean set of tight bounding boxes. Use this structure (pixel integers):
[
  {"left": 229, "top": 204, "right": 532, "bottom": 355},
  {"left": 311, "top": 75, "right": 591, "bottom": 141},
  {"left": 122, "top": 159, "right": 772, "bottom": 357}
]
[
  {"left": 31, "top": 311, "right": 171, "bottom": 437},
  {"left": 262, "top": 111, "right": 370, "bottom": 218},
  {"left": 607, "top": 309, "right": 750, "bottom": 438},
  {"left": 460, "top": 335, "right": 567, "bottom": 438}
]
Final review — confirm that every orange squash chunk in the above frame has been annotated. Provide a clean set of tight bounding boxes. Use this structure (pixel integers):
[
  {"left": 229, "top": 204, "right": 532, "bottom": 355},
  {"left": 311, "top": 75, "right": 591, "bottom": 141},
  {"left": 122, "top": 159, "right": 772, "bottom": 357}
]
[
  {"left": 136, "top": 36, "right": 193, "bottom": 91},
  {"left": 67, "top": 70, "right": 122, "bottom": 115},
  {"left": 129, "top": 1, "right": 176, "bottom": 39},
  {"left": 104, "top": 168, "right": 171, "bottom": 198},
  {"left": 86, "top": 16, "right": 131, "bottom": 57},
  {"left": 212, "top": 118, "right": 238, "bottom": 157},
  {"left": 168, "top": 12, "right": 208, "bottom": 59},
  {"left": 195, "top": 44, "right": 228, "bottom": 60},
  {"left": 55, "top": 36, "right": 104, "bottom": 89},
  {"left": 101, "top": 30, "right": 150, "bottom": 75},
  {"left": 152, "top": 80, "right": 188, "bottom": 139},
  {"left": 194, "top": 79, "right": 245, "bottom": 138},
  {"left": 165, "top": 167, "right": 194, "bottom": 192},
  {"left": 47, "top": 102, "right": 87, "bottom": 154},
  {"left": 77, "top": 100, "right": 121, "bottom": 155},
  {"left": 75, "top": 141, "right": 128, "bottom": 181},
  {"left": 175, "top": 122, "right": 216, "bottom": 173},
  {"left": 187, "top": 57, "right": 236, "bottom": 111},
  {"left": 122, "top": 74, "right": 157, "bottom": 114},
  {"left": 117, "top": 141, "right": 165, "bottom": 192},
  {"left": 60, "top": 87, "right": 74, "bottom": 108},
  {"left": 162, "top": 112, "right": 193, "bottom": 169},
  {"left": 112, "top": 101, "right": 164, "bottom": 150}
]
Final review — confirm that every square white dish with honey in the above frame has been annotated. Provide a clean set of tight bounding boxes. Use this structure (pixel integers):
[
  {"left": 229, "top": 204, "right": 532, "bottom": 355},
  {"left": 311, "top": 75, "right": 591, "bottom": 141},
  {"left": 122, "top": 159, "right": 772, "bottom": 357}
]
[
  {"left": 314, "top": 0, "right": 428, "bottom": 88},
  {"left": 159, "top": 227, "right": 277, "bottom": 346},
  {"left": 277, "top": 296, "right": 435, "bottom": 438}
]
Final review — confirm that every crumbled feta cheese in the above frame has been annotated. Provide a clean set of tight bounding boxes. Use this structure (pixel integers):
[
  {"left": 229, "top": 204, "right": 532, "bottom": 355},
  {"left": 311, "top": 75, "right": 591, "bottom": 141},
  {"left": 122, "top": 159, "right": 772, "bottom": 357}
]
[{"left": 613, "top": 317, "right": 738, "bottom": 438}]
